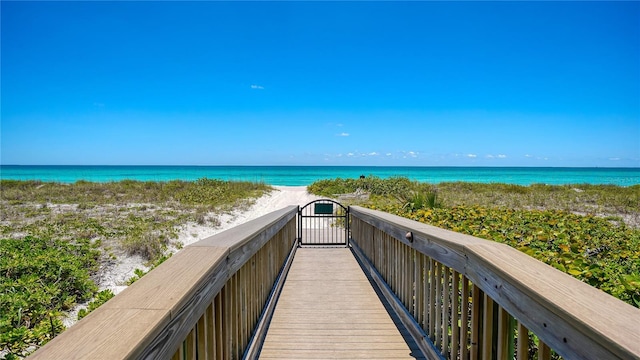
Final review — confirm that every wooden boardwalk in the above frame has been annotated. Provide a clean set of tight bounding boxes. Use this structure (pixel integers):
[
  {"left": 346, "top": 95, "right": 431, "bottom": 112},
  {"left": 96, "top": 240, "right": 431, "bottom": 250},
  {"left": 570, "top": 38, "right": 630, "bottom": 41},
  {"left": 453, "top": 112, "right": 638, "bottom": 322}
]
[{"left": 259, "top": 248, "right": 425, "bottom": 359}]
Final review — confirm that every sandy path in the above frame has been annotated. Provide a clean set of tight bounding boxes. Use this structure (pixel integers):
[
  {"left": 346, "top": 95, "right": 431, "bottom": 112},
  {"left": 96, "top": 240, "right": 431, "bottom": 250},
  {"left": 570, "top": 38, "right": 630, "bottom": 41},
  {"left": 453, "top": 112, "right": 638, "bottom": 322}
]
[
  {"left": 215, "top": 186, "right": 323, "bottom": 235},
  {"left": 179, "top": 186, "right": 324, "bottom": 247}
]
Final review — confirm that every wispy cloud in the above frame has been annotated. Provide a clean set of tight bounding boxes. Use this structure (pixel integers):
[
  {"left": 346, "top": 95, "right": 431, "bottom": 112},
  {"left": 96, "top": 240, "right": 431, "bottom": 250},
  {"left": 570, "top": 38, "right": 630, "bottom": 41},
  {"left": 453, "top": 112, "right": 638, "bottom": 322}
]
[
  {"left": 401, "top": 151, "right": 418, "bottom": 159},
  {"left": 467, "top": 154, "right": 477, "bottom": 158},
  {"left": 250, "top": 84, "right": 264, "bottom": 90},
  {"left": 609, "top": 157, "right": 620, "bottom": 161},
  {"left": 368, "top": 152, "right": 379, "bottom": 156},
  {"left": 487, "top": 154, "right": 507, "bottom": 159},
  {"left": 336, "top": 132, "right": 350, "bottom": 137}
]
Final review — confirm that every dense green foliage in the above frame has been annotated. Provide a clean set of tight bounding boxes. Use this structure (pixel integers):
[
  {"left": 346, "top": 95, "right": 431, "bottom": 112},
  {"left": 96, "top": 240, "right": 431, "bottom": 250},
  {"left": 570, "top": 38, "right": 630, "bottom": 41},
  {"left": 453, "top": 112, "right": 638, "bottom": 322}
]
[
  {"left": 0, "top": 237, "right": 101, "bottom": 357},
  {"left": 309, "top": 177, "right": 640, "bottom": 307}
]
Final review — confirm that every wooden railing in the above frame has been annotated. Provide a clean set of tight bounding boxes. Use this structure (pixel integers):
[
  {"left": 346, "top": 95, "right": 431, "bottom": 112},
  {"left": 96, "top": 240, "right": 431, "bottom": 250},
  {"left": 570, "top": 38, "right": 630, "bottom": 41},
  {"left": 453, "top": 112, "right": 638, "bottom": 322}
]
[
  {"left": 27, "top": 204, "right": 640, "bottom": 359},
  {"left": 349, "top": 206, "right": 640, "bottom": 360},
  {"left": 29, "top": 206, "right": 298, "bottom": 360}
]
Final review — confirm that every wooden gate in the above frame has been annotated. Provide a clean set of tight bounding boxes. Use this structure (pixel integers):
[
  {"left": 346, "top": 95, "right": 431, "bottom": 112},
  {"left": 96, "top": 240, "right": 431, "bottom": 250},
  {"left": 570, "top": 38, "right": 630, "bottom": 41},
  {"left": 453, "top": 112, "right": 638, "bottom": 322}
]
[{"left": 298, "top": 199, "right": 349, "bottom": 246}]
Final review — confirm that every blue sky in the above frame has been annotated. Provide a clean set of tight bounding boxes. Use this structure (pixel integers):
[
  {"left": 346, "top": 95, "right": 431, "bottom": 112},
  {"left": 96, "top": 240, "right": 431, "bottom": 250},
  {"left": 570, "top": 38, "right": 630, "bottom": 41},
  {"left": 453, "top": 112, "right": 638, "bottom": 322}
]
[{"left": 2, "top": 1, "right": 639, "bottom": 167}]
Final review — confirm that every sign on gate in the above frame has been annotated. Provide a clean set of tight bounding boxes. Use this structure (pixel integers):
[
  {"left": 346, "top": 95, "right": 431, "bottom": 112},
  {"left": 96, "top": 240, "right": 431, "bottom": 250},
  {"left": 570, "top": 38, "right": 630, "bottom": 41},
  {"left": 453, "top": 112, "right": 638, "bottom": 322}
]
[
  {"left": 314, "top": 203, "right": 334, "bottom": 215},
  {"left": 298, "top": 199, "right": 349, "bottom": 246}
]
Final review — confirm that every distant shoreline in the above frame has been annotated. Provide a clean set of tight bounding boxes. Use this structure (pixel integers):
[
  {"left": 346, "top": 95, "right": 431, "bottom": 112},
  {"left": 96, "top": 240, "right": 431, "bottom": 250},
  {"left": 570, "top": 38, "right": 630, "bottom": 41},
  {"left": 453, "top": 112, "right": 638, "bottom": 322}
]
[{"left": 1, "top": 165, "right": 639, "bottom": 186}]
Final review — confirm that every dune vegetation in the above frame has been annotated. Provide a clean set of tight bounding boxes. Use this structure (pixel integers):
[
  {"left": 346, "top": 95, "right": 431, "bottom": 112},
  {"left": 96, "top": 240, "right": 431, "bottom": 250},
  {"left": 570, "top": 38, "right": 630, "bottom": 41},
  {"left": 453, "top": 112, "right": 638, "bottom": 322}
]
[
  {"left": 308, "top": 176, "right": 640, "bottom": 308},
  {"left": 0, "top": 179, "right": 271, "bottom": 358}
]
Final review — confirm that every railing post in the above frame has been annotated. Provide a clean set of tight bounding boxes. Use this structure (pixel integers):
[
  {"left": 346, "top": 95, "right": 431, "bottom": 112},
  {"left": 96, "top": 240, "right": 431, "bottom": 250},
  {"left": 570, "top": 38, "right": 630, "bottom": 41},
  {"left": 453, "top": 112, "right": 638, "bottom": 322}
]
[
  {"left": 297, "top": 205, "right": 301, "bottom": 247},
  {"left": 346, "top": 206, "right": 351, "bottom": 247}
]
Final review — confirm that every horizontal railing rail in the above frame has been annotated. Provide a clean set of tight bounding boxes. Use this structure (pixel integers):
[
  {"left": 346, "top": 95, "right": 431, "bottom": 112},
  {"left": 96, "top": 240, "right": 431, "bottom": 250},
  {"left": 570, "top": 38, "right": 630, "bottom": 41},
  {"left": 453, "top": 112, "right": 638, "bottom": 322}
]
[
  {"left": 29, "top": 206, "right": 299, "bottom": 360},
  {"left": 349, "top": 206, "right": 640, "bottom": 360}
]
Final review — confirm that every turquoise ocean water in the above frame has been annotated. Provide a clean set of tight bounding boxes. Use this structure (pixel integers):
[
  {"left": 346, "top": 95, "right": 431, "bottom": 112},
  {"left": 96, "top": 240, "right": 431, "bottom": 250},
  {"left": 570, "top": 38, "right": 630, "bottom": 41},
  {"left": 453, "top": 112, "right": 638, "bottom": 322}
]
[{"left": 1, "top": 166, "right": 639, "bottom": 186}]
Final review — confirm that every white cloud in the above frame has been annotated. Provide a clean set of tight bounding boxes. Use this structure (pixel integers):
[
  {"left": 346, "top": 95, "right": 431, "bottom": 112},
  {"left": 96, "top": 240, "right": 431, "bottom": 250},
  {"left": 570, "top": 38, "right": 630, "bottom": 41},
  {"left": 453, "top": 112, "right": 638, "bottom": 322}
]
[
  {"left": 467, "top": 154, "right": 477, "bottom": 158},
  {"left": 347, "top": 152, "right": 355, "bottom": 157},
  {"left": 386, "top": 153, "right": 392, "bottom": 156},
  {"left": 250, "top": 84, "right": 264, "bottom": 90},
  {"left": 336, "top": 132, "right": 350, "bottom": 137},
  {"left": 498, "top": 154, "right": 507, "bottom": 158},
  {"left": 525, "top": 154, "right": 533, "bottom": 158},
  {"left": 368, "top": 152, "right": 378, "bottom": 156},
  {"left": 407, "top": 151, "right": 418, "bottom": 158},
  {"left": 486, "top": 155, "right": 495, "bottom": 159},
  {"left": 609, "top": 157, "right": 620, "bottom": 161}
]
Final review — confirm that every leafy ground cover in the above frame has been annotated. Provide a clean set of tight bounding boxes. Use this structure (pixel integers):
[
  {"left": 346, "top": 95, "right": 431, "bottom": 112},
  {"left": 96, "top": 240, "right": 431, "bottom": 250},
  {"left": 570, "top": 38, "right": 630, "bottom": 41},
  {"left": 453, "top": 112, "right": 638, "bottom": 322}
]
[
  {"left": 309, "top": 176, "right": 640, "bottom": 307},
  {"left": 0, "top": 237, "right": 100, "bottom": 358},
  {"left": 0, "top": 179, "right": 271, "bottom": 358}
]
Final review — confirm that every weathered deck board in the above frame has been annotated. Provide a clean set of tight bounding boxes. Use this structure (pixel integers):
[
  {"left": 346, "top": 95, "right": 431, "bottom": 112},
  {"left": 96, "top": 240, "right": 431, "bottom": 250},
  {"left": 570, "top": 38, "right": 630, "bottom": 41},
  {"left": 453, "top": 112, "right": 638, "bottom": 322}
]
[{"left": 259, "top": 248, "right": 425, "bottom": 359}]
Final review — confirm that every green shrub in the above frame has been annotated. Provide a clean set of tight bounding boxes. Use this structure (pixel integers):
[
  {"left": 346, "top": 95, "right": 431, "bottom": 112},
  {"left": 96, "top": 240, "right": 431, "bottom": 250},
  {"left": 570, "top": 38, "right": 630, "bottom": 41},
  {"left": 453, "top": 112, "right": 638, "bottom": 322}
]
[
  {"left": 308, "top": 176, "right": 413, "bottom": 198},
  {"left": 0, "top": 237, "right": 100, "bottom": 356},
  {"left": 399, "top": 188, "right": 443, "bottom": 212}
]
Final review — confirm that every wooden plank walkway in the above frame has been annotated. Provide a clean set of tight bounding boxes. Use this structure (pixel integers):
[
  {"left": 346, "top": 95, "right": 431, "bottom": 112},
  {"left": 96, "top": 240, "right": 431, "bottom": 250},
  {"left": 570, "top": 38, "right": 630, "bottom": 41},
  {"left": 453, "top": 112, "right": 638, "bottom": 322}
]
[{"left": 259, "top": 248, "right": 425, "bottom": 359}]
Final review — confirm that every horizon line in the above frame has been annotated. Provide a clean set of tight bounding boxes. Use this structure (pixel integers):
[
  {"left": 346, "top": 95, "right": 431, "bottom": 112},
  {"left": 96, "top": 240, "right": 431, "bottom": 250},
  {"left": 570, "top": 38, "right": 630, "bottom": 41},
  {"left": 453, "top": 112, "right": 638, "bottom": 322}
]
[{"left": 1, "top": 164, "right": 639, "bottom": 169}]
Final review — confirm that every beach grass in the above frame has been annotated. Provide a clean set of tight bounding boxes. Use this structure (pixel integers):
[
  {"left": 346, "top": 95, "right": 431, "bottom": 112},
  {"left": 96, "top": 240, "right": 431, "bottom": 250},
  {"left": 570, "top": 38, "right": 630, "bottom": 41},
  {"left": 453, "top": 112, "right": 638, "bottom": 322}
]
[
  {"left": 1, "top": 179, "right": 271, "bottom": 259},
  {"left": 308, "top": 176, "right": 640, "bottom": 221}
]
